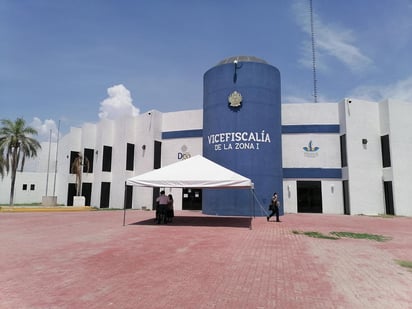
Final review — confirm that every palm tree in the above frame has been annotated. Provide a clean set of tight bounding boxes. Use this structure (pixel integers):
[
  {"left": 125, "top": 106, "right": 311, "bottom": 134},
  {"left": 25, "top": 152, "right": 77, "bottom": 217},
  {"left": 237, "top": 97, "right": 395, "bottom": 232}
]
[
  {"left": 0, "top": 154, "right": 5, "bottom": 178},
  {"left": 0, "top": 118, "right": 41, "bottom": 205}
]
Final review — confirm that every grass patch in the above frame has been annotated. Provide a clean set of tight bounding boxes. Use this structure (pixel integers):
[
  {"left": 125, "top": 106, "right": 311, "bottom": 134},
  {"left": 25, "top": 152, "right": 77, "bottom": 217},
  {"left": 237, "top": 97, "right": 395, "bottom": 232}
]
[
  {"left": 395, "top": 260, "right": 412, "bottom": 271},
  {"left": 0, "top": 203, "right": 42, "bottom": 206},
  {"left": 376, "top": 214, "right": 395, "bottom": 218},
  {"left": 330, "top": 231, "right": 391, "bottom": 242},
  {"left": 292, "top": 230, "right": 339, "bottom": 240},
  {"left": 292, "top": 230, "right": 391, "bottom": 242}
]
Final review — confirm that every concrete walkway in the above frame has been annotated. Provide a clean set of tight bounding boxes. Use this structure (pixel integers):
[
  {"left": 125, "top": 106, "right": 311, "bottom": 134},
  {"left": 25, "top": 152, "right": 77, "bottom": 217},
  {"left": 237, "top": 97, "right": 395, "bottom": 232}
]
[
  {"left": 0, "top": 210, "right": 411, "bottom": 309},
  {"left": 0, "top": 206, "right": 96, "bottom": 212}
]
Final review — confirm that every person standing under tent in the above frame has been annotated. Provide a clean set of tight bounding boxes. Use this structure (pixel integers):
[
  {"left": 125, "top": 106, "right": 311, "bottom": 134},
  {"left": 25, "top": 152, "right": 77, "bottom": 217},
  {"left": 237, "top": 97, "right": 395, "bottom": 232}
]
[
  {"left": 167, "top": 194, "right": 174, "bottom": 223},
  {"left": 156, "top": 190, "right": 169, "bottom": 224}
]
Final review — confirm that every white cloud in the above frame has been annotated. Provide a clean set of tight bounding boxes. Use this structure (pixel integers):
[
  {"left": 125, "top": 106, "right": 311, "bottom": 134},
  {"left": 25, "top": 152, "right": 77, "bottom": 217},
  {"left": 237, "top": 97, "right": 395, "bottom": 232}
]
[
  {"left": 98, "top": 84, "right": 140, "bottom": 120},
  {"left": 350, "top": 76, "right": 412, "bottom": 102},
  {"left": 30, "top": 117, "right": 59, "bottom": 142},
  {"left": 293, "top": 1, "right": 373, "bottom": 73}
]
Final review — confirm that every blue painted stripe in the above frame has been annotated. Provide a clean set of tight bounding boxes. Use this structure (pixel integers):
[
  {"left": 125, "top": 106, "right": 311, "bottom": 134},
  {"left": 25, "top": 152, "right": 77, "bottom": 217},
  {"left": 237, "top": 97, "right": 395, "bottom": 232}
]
[
  {"left": 162, "top": 129, "right": 203, "bottom": 139},
  {"left": 162, "top": 126, "right": 339, "bottom": 138},
  {"left": 283, "top": 168, "right": 342, "bottom": 179},
  {"left": 282, "top": 124, "right": 340, "bottom": 134}
]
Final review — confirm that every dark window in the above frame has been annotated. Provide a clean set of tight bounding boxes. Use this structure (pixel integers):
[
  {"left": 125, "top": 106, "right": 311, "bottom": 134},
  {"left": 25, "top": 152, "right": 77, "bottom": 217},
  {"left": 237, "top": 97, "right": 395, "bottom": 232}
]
[
  {"left": 70, "top": 150, "right": 93, "bottom": 174},
  {"left": 154, "top": 141, "right": 162, "bottom": 169},
  {"left": 340, "top": 134, "right": 347, "bottom": 167},
  {"left": 102, "top": 146, "right": 112, "bottom": 172},
  {"left": 125, "top": 185, "right": 133, "bottom": 209},
  {"left": 182, "top": 188, "right": 202, "bottom": 210},
  {"left": 22, "top": 184, "right": 27, "bottom": 190},
  {"left": 83, "top": 148, "right": 94, "bottom": 173},
  {"left": 381, "top": 135, "right": 391, "bottom": 168},
  {"left": 126, "top": 143, "right": 135, "bottom": 171},
  {"left": 30, "top": 184, "right": 35, "bottom": 191},
  {"left": 100, "top": 182, "right": 111, "bottom": 208},
  {"left": 69, "top": 151, "right": 78, "bottom": 173}
]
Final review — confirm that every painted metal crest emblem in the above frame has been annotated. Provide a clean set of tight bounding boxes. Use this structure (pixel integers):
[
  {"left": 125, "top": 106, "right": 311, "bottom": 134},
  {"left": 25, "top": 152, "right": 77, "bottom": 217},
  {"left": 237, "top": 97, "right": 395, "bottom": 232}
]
[{"left": 228, "top": 91, "right": 242, "bottom": 108}]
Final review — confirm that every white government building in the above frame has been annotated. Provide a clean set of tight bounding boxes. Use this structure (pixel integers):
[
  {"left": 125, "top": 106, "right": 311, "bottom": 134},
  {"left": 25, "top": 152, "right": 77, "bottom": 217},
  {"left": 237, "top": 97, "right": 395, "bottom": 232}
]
[
  {"left": 1, "top": 56, "right": 411, "bottom": 216},
  {"left": 1, "top": 99, "right": 411, "bottom": 216}
]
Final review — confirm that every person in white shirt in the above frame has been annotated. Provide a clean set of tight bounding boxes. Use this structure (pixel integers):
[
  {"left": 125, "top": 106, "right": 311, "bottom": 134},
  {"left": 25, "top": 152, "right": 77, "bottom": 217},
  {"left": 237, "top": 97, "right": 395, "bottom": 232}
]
[{"left": 156, "top": 191, "right": 169, "bottom": 224}]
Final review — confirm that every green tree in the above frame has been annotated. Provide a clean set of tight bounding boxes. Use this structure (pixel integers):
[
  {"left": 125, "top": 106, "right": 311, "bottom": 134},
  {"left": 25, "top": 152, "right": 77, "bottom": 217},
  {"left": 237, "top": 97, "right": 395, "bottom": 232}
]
[
  {"left": 0, "top": 154, "right": 5, "bottom": 178},
  {"left": 0, "top": 118, "right": 41, "bottom": 205}
]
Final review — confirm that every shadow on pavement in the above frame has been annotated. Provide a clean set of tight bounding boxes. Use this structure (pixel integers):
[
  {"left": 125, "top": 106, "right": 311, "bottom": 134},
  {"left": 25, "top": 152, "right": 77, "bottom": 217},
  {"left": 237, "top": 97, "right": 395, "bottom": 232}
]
[{"left": 129, "top": 215, "right": 252, "bottom": 228}]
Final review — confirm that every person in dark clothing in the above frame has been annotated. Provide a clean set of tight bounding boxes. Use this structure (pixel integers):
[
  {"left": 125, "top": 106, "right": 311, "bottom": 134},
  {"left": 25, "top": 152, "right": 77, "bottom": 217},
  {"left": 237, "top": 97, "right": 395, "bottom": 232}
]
[
  {"left": 267, "top": 192, "right": 280, "bottom": 222},
  {"left": 167, "top": 194, "right": 174, "bottom": 222},
  {"left": 156, "top": 190, "right": 169, "bottom": 224}
]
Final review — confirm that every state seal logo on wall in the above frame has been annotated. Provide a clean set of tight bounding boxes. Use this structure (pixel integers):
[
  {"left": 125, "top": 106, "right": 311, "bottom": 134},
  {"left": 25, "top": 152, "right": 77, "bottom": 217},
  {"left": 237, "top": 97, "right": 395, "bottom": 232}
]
[{"left": 228, "top": 91, "right": 242, "bottom": 108}]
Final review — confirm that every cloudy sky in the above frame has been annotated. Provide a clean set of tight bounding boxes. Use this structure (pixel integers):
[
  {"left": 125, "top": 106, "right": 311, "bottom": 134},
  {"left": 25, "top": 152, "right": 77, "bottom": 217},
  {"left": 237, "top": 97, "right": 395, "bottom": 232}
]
[{"left": 1, "top": 0, "right": 412, "bottom": 141}]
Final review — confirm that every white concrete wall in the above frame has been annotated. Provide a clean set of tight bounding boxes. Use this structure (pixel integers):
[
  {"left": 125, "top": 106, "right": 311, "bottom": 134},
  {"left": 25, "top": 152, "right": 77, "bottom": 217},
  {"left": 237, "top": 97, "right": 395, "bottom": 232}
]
[
  {"left": 282, "top": 103, "right": 339, "bottom": 125},
  {"left": 162, "top": 110, "right": 203, "bottom": 131},
  {"left": 55, "top": 126, "right": 81, "bottom": 205},
  {"left": 385, "top": 100, "right": 412, "bottom": 216},
  {"left": 283, "top": 180, "right": 297, "bottom": 213},
  {"left": 282, "top": 134, "right": 341, "bottom": 168},
  {"left": 109, "top": 116, "right": 134, "bottom": 208},
  {"left": 57, "top": 112, "right": 165, "bottom": 209},
  {"left": 129, "top": 112, "right": 163, "bottom": 210},
  {"left": 159, "top": 110, "right": 203, "bottom": 211},
  {"left": 282, "top": 103, "right": 342, "bottom": 214},
  {"left": 342, "top": 99, "right": 384, "bottom": 215},
  {"left": 321, "top": 180, "right": 344, "bottom": 214},
  {"left": 92, "top": 118, "right": 113, "bottom": 206},
  {"left": 0, "top": 140, "right": 59, "bottom": 205},
  {"left": 0, "top": 172, "right": 46, "bottom": 204},
  {"left": 282, "top": 180, "right": 343, "bottom": 214},
  {"left": 80, "top": 122, "right": 97, "bottom": 204},
  {"left": 3, "top": 101, "right": 411, "bottom": 217},
  {"left": 160, "top": 138, "right": 202, "bottom": 211}
]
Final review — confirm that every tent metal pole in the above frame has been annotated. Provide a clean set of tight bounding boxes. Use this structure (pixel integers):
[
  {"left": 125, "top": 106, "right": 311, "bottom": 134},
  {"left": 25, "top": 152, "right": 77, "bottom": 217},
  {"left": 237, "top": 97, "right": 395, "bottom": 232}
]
[
  {"left": 123, "top": 181, "right": 127, "bottom": 226},
  {"left": 250, "top": 188, "right": 254, "bottom": 230},
  {"left": 252, "top": 188, "right": 256, "bottom": 218}
]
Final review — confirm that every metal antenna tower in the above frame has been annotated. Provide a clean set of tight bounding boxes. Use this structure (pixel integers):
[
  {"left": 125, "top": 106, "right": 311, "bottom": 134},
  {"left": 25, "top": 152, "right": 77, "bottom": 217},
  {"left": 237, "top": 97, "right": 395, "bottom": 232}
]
[{"left": 309, "top": 0, "right": 318, "bottom": 103}]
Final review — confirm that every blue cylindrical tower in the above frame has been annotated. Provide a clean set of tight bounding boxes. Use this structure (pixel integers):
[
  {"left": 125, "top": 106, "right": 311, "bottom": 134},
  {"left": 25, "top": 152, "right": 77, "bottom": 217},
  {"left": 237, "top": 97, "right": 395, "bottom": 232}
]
[{"left": 202, "top": 56, "right": 283, "bottom": 216}]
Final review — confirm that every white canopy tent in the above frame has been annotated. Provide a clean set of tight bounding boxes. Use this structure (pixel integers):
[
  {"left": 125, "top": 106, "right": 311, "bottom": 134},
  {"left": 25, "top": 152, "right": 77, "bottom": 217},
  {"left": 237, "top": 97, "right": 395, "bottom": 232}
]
[
  {"left": 126, "top": 155, "right": 253, "bottom": 188},
  {"left": 124, "top": 155, "right": 255, "bottom": 226}
]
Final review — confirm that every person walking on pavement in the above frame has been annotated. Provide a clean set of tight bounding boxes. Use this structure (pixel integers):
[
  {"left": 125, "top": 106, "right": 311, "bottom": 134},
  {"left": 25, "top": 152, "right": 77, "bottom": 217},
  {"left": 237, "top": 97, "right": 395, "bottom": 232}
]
[{"left": 267, "top": 192, "right": 280, "bottom": 222}]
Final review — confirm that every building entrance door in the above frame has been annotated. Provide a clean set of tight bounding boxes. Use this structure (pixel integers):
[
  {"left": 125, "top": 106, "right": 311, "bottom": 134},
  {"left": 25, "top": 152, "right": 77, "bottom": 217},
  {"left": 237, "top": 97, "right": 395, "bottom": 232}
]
[
  {"left": 67, "top": 183, "right": 76, "bottom": 206},
  {"left": 81, "top": 183, "right": 92, "bottom": 206},
  {"left": 67, "top": 183, "right": 92, "bottom": 206},
  {"left": 343, "top": 180, "right": 350, "bottom": 215},
  {"left": 297, "top": 181, "right": 322, "bottom": 213},
  {"left": 384, "top": 181, "right": 394, "bottom": 215},
  {"left": 182, "top": 188, "right": 202, "bottom": 210}
]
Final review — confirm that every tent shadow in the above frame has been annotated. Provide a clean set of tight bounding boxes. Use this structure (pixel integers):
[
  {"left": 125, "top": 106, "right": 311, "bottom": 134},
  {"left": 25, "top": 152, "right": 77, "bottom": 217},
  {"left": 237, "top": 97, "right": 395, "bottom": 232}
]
[{"left": 129, "top": 216, "right": 252, "bottom": 228}]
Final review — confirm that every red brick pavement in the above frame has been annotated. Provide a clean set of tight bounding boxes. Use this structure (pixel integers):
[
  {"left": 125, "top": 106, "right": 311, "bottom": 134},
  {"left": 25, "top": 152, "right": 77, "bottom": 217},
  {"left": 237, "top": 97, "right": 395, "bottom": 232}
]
[{"left": 0, "top": 211, "right": 411, "bottom": 309}]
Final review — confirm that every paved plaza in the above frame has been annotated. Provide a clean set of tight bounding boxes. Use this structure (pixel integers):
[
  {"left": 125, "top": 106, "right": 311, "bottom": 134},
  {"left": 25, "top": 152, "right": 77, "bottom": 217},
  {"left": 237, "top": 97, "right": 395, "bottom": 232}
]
[{"left": 1, "top": 210, "right": 411, "bottom": 308}]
